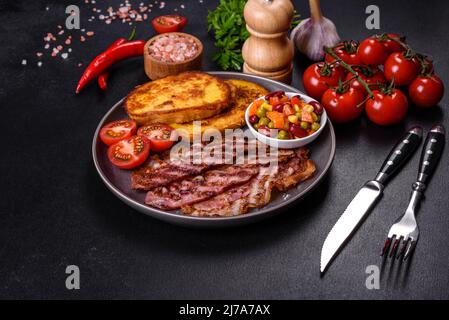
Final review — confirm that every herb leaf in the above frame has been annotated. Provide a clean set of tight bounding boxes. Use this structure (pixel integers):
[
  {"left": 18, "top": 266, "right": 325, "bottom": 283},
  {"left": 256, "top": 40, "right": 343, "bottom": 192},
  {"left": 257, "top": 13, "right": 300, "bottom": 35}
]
[{"left": 207, "top": 0, "right": 300, "bottom": 71}]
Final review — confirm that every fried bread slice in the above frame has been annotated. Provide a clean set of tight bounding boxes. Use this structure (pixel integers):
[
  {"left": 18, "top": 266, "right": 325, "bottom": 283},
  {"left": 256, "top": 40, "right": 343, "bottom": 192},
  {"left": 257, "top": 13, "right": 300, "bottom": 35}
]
[
  {"left": 125, "top": 71, "right": 231, "bottom": 124},
  {"left": 171, "top": 79, "right": 269, "bottom": 139}
]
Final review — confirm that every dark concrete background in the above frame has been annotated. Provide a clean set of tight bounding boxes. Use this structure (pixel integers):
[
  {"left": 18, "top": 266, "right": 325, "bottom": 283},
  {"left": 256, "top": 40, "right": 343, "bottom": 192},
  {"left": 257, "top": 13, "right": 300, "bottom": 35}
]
[{"left": 0, "top": 0, "right": 448, "bottom": 299}]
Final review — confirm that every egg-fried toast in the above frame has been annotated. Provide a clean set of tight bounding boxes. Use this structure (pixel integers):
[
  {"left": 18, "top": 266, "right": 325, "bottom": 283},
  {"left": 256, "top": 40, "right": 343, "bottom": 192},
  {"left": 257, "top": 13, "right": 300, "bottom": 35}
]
[
  {"left": 125, "top": 72, "right": 231, "bottom": 124},
  {"left": 171, "top": 79, "right": 269, "bottom": 139}
]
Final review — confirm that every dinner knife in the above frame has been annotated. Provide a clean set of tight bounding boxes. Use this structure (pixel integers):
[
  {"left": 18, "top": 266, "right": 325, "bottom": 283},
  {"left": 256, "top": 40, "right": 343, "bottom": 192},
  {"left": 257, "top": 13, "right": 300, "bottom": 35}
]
[{"left": 320, "top": 126, "right": 423, "bottom": 274}]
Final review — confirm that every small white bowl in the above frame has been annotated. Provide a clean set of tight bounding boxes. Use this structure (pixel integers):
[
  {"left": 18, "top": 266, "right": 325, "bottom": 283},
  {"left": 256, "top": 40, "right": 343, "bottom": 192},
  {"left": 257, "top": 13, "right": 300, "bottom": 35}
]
[{"left": 245, "top": 91, "right": 327, "bottom": 149}]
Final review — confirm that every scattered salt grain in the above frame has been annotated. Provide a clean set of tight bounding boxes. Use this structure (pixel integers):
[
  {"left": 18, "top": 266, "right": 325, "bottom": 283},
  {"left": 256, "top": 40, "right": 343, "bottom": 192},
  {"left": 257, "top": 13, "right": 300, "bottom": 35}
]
[
  {"left": 22, "top": 59, "right": 27, "bottom": 66},
  {"left": 37, "top": 61, "right": 43, "bottom": 67},
  {"left": 61, "top": 53, "right": 68, "bottom": 59},
  {"left": 36, "top": 52, "right": 43, "bottom": 57}
]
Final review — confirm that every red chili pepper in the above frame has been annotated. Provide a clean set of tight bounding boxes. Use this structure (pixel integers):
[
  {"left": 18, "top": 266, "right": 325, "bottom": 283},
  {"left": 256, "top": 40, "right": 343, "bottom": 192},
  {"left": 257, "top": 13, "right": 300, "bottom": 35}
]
[
  {"left": 75, "top": 40, "right": 145, "bottom": 94},
  {"left": 97, "top": 38, "right": 127, "bottom": 91}
]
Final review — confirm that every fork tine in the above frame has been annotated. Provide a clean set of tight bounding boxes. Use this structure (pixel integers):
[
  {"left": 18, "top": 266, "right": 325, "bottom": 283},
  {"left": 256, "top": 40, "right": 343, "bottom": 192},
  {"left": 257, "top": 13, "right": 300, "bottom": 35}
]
[
  {"left": 404, "top": 240, "right": 416, "bottom": 261},
  {"left": 397, "top": 238, "right": 410, "bottom": 260},
  {"left": 381, "top": 237, "right": 392, "bottom": 256},
  {"left": 389, "top": 236, "right": 401, "bottom": 258}
]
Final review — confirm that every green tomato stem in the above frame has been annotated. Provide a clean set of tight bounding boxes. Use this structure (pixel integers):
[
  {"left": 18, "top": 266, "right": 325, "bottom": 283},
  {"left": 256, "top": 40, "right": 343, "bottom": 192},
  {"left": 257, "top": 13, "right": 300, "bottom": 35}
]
[{"left": 324, "top": 47, "right": 374, "bottom": 98}]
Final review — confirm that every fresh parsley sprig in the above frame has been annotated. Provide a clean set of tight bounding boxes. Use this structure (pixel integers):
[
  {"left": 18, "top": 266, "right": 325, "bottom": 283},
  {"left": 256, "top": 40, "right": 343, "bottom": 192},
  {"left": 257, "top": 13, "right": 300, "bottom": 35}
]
[
  {"left": 207, "top": 0, "right": 248, "bottom": 71},
  {"left": 207, "top": 0, "right": 301, "bottom": 71}
]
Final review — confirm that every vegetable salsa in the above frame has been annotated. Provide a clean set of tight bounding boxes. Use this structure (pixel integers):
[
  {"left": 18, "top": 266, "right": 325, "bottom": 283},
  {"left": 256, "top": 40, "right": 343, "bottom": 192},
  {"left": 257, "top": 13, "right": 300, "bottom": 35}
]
[{"left": 248, "top": 91, "right": 323, "bottom": 140}]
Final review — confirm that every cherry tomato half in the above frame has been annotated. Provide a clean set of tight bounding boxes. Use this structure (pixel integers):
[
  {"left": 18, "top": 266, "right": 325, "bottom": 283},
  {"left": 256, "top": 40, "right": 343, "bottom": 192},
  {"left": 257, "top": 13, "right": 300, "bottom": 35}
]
[
  {"left": 99, "top": 119, "right": 137, "bottom": 146},
  {"left": 365, "top": 89, "right": 409, "bottom": 126},
  {"left": 408, "top": 75, "right": 444, "bottom": 108},
  {"left": 321, "top": 87, "right": 365, "bottom": 123},
  {"left": 151, "top": 15, "right": 187, "bottom": 34},
  {"left": 137, "top": 124, "right": 176, "bottom": 152},
  {"left": 303, "top": 62, "right": 345, "bottom": 101},
  {"left": 107, "top": 135, "right": 150, "bottom": 170},
  {"left": 384, "top": 52, "right": 418, "bottom": 86},
  {"left": 357, "top": 38, "right": 389, "bottom": 66}
]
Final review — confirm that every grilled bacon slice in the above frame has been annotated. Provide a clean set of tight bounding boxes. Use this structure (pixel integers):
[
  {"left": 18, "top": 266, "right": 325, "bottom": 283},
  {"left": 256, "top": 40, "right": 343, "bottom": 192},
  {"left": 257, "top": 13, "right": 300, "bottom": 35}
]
[
  {"left": 181, "top": 170, "right": 275, "bottom": 217},
  {"left": 131, "top": 156, "right": 211, "bottom": 191},
  {"left": 181, "top": 150, "right": 316, "bottom": 217},
  {"left": 144, "top": 165, "right": 259, "bottom": 210},
  {"left": 131, "top": 143, "right": 297, "bottom": 191}
]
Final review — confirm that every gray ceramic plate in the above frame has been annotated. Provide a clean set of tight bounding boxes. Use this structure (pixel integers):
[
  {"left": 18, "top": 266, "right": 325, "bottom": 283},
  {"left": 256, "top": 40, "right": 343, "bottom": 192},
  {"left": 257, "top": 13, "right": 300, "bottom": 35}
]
[{"left": 92, "top": 72, "right": 336, "bottom": 227}]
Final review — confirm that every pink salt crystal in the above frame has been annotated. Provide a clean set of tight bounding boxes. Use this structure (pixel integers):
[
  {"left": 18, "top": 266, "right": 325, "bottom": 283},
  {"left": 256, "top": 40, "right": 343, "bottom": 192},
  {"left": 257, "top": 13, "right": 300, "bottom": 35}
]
[
  {"left": 86, "top": 31, "right": 94, "bottom": 36},
  {"left": 65, "top": 38, "right": 72, "bottom": 45},
  {"left": 80, "top": 36, "right": 86, "bottom": 42}
]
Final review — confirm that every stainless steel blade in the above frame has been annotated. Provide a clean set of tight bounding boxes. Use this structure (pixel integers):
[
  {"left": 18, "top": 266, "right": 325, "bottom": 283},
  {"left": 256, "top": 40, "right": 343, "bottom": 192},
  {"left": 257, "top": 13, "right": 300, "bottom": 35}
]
[{"left": 320, "top": 180, "right": 384, "bottom": 274}]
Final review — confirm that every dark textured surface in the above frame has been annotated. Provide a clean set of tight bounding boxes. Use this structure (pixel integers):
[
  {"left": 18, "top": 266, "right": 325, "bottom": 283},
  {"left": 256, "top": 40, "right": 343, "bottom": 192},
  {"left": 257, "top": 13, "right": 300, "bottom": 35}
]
[{"left": 0, "top": 0, "right": 448, "bottom": 299}]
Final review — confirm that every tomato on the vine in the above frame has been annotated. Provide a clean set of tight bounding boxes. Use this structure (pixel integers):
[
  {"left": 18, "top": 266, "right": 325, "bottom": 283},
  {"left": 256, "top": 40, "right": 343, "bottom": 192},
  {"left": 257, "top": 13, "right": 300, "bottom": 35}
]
[
  {"left": 357, "top": 38, "right": 389, "bottom": 66},
  {"left": 408, "top": 75, "right": 444, "bottom": 108},
  {"left": 383, "top": 52, "right": 418, "bottom": 86},
  {"left": 321, "top": 87, "right": 365, "bottom": 123},
  {"left": 380, "top": 33, "right": 405, "bottom": 53},
  {"left": 325, "top": 41, "right": 361, "bottom": 65},
  {"left": 302, "top": 62, "right": 345, "bottom": 101},
  {"left": 412, "top": 56, "right": 434, "bottom": 75},
  {"left": 346, "top": 66, "right": 387, "bottom": 95},
  {"left": 365, "top": 88, "right": 408, "bottom": 126}
]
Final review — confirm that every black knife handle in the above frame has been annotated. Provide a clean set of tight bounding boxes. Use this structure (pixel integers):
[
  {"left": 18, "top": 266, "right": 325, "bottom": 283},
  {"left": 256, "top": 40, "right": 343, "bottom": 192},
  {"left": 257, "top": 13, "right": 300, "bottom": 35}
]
[
  {"left": 415, "top": 125, "right": 445, "bottom": 188},
  {"left": 374, "top": 126, "right": 423, "bottom": 185}
]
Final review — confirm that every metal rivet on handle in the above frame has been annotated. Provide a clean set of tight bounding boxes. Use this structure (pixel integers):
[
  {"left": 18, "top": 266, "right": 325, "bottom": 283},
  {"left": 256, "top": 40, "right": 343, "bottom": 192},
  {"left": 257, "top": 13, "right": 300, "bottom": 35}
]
[
  {"left": 387, "top": 160, "right": 394, "bottom": 165},
  {"left": 427, "top": 150, "right": 433, "bottom": 155},
  {"left": 424, "top": 161, "right": 430, "bottom": 166},
  {"left": 395, "top": 150, "right": 402, "bottom": 155},
  {"left": 403, "top": 139, "right": 409, "bottom": 144}
]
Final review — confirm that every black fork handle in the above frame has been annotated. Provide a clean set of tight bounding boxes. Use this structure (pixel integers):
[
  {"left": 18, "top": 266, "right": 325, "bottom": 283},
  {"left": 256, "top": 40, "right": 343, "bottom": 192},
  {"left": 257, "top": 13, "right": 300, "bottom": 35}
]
[
  {"left": 375, "top": 126, "right": 423, "bottom": 185},
  {"left": 414, "top": 125, "right": 445, "bottom": 191}
]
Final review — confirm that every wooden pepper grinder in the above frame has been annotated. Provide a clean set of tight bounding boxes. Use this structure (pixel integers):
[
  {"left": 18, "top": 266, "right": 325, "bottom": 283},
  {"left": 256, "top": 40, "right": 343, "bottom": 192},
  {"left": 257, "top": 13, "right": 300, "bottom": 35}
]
[{"left": 242, "top": 0, "right": 294, "bottom": 84}]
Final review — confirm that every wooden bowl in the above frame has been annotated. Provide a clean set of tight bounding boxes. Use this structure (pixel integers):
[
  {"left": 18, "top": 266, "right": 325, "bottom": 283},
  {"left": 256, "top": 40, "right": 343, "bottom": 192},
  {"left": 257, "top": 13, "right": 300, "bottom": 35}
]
[{"left": 144, "top": 32, "right": 203, "bottom": 80}]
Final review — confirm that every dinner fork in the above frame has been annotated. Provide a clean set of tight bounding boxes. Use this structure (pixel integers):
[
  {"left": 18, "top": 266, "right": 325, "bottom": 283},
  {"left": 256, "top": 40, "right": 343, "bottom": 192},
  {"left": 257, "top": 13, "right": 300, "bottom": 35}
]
[{"left": 381, "top": 124, "right": 445, "bottom": 260}]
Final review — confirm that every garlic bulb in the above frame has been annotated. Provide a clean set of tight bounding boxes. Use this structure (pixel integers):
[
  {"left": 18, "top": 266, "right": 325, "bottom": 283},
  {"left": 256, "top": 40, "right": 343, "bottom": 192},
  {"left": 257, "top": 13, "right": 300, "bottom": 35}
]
[{"left": 291, "top": 0, "right": 340, "bottom": 61}]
